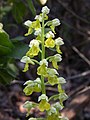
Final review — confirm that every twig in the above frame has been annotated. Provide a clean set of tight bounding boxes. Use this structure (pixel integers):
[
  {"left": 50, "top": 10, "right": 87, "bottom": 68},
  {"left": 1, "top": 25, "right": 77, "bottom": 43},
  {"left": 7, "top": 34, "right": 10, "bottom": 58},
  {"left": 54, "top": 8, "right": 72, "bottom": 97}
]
[
  {"left": 61, "top": 87, "right": 90, "bottom": 120},
  {"left": 67, "top": 70, "right": 90, "bottom": 80},
  {"left": 72, "top": 46, "right": 90, "bottom": 66}
]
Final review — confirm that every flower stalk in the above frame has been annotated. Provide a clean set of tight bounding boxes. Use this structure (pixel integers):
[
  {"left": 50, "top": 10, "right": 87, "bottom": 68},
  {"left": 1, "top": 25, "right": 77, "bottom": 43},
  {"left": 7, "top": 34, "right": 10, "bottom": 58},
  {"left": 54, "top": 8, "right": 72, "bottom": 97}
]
[
  {"left": 41, "top": 13, "right": 46, "bottom": 94},
  {"left": 20, "top": 6, "right": 68, "bottom": 120}
]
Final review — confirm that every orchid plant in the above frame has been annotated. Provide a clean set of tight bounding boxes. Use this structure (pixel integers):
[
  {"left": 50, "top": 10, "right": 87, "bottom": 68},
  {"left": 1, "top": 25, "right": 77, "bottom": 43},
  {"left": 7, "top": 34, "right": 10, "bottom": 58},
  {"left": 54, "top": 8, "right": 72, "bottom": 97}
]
[{"left": 21, "top": 6, "right": 68, "bottom": 120}]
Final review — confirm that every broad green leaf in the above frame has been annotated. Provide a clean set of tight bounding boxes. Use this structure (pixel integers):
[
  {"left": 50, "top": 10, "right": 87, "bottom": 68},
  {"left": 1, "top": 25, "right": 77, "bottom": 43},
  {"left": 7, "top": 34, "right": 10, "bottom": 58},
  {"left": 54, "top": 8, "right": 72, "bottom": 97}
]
[
  {"left": 11, "top": 36, "right": 25, "bottom": 42},
  {"left": 0, "top": 45, "right": 11, "bottom": 56},
  {"left": 0, "top": 31, "right": 13, "bottom": 48},
  {"left": 9, "top": 42, "right": 29, "bottom": 59}
]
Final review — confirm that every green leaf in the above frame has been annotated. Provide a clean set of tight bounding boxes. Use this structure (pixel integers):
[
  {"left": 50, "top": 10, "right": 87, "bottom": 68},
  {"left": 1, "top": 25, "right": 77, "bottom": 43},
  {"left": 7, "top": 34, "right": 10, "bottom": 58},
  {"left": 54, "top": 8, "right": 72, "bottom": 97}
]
[
  {"left": 0, "top": 30, "right": 13, "bottom": 48},
  {"left": 0, "top": 69, "right": 14, "bottom": 84},
  {"left": 12, "top": 1, "right": 26, "bottom": 23},
  {"left": 11, "top": 36, "right": 25, "bottom": 42},
  {"left": 26, "top": 0, "right": 36, "bottom": 16},
  {"left": 0, "top": 45, "right": 11, "bottom": 56},
  {"left": 0, "top": 30, "right": 14, "bottom": 56},
  {"left": 9, "top": 42, "right": 29, "bottom": 59}
]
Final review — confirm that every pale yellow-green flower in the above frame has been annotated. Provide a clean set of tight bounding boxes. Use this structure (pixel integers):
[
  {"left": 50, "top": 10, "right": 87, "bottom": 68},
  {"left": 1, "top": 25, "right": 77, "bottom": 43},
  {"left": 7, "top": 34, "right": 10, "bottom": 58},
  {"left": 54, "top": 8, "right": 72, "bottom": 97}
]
[
  {"left": 21, "top": 56, "right": 35, "bottom": 72},
  {"left": 26, "top": 39, "right": 40, "bottom": 57},
  {"left": 55, "top": 37, "right": 64, "bottom": 53},
  {"left": 49, "top": 54, "right": 62, "bottom": 69},
  {"left": 38, "top": 94, "right": 50, "bottom": 111},
  {"left": 32, "top": 20, "right": 41, "bottom": 30},
  {"left": 47, "top": 68, "right": 59, "bottom": 85},
  {"left": 37, "top": 64, "right": 47, "bottom": 76},
  {"left": 45, "top": 38, "right": 55, "bottom": 48},
  {"left": 23, "top": 78, "right": 41, "bottom": 95},
  {"left": 37, "top": 59, "right": 48, "bottom": 76},
  {"left": 45, "top": 31, "right": 55, "bottom": 48}
]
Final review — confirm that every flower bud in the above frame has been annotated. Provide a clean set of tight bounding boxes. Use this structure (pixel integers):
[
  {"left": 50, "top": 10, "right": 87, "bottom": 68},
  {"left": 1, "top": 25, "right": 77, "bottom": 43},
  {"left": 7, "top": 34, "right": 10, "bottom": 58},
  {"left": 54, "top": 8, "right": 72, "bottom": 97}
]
[
  {"left": 55, "top": 37, "right": 64, "bottom": 45},
  {"left": 41, "top": 6, "right": 50, "bottom": 14},
  {"left": 52, "top": 18, "right": 60, "bottom": 26},
  {"left": 24, "top": 20, "right": 32, "bottom": 27}
]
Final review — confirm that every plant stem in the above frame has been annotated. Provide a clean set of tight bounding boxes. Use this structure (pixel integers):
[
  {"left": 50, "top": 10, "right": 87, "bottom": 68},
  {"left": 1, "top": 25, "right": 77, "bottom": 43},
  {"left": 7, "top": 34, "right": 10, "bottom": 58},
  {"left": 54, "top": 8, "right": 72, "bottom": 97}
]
[{"left": 41, "top": 14, "right": 46, "bottom": 94}]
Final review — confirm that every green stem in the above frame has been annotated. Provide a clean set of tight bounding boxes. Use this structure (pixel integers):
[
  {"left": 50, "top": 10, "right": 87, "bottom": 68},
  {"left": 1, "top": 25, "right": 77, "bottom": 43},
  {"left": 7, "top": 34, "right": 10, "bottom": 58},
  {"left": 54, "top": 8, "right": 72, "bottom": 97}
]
[
  {"left": 31, "top": 59, "right": 40, "bottom": 65},
  {"left": 48, "top": 94, "right": 59, "bottom": 102},
  {"left": 41, "top": 13, "right": 46, "bottom": 94}
]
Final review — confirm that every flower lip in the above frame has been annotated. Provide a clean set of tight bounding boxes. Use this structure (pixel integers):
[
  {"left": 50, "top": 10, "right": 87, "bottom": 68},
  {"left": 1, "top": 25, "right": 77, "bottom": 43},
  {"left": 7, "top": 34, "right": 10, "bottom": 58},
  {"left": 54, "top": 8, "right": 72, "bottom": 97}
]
[
  {"left": 24, "top": 20, "right": 32, "bottom": 27},
  {"left": 41, "top": 6, "right": 50, "bottom": 14}
]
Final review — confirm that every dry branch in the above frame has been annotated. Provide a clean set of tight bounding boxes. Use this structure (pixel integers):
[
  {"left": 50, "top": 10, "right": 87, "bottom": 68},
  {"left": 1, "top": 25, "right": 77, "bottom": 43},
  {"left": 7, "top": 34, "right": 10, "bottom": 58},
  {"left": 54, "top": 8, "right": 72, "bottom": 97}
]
[{"left": 61, "top": 87, "right": 90, "bottom": 120}]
